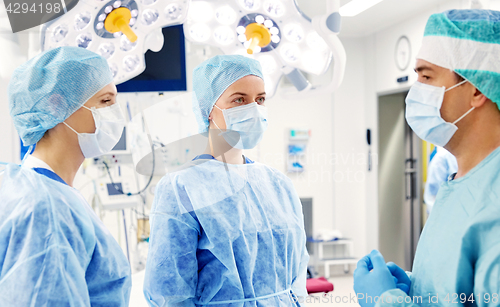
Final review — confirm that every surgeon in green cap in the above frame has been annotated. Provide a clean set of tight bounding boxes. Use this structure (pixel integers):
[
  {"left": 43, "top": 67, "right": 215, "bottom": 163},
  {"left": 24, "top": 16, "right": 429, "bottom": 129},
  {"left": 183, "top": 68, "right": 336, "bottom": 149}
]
[{"left": 353, "top": 9, "right": 500, "bottom": 307}]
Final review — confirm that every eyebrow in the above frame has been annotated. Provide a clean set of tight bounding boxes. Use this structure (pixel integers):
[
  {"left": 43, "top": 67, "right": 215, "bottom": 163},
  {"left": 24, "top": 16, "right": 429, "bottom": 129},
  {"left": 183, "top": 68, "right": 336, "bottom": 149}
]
[
  {"left": 414, "top": 65, "right": 434, "bottom": 73},
  {"left": 100, "top": 91, "right": 117, "bottom": 97},
  {"left": 229, "top": 92, "right": 267, "bottom": 97}
]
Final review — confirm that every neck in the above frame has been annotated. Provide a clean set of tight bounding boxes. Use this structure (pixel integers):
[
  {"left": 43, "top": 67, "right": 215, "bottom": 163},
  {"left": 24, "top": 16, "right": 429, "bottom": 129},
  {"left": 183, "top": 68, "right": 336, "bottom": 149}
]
[
  {"left": 446, "top": 107, "right": 500, "bottom": 179},
  {"left": 204, "top": 127, "right": 245, "bottom": 164},
  {"left": 31, "top": 128, "right": 84, "bottom": 187}
]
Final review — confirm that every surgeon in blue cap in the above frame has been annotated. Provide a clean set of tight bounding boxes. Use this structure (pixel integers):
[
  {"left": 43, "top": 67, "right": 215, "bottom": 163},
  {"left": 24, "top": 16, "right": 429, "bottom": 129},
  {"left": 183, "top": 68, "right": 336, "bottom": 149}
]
[
  {"left": 0, "top": 46, "right": 131, "bottom": 306},
  {"left": 353, "top": 9, "right": 500, "bottom": 307},
  {"left": 143, "top": 55, "right": 309, "bottom": 306}
]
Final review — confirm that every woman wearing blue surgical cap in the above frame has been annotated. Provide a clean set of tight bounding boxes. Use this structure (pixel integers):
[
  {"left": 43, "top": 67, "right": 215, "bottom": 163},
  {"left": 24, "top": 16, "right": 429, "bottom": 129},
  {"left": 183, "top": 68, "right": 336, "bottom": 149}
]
[
  {"left": 143, "top": 55, "right": 309, "bottom": 306},
  {"left": 0, "top": 46, "right": 131, "bottom": 306}
]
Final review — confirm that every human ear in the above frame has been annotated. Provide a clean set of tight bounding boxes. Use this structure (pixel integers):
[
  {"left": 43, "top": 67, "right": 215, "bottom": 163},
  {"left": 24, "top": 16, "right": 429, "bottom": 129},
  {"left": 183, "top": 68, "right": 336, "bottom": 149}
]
[{"left": 471, "top": 88, "right": 488, "bottom": 108}]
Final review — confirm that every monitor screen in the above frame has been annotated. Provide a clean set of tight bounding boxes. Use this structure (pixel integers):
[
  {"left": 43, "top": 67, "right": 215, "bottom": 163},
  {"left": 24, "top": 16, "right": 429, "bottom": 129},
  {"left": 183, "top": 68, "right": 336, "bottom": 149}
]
[
  {"left": 116, "top": 25, "right": 187, "bottom": 92},
  {"left": 107, "top": 183, "right": 124, "bottom": 196}
]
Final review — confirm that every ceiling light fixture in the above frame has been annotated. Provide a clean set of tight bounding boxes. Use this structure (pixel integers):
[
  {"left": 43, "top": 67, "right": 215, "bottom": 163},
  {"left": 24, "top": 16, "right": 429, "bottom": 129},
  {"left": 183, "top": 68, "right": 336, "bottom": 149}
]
[{"left": 339, "top": 0, "right": 383, "bottom": 17}]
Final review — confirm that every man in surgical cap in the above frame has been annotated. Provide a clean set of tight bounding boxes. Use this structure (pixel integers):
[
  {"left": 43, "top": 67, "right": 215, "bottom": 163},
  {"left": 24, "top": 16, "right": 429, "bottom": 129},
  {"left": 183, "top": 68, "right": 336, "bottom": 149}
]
[
  {"left": 353, "top": 9, "right": 500, "bottom": 307},
  {"left": 0, "top": 46, "right": 131, "bottom": 306}
]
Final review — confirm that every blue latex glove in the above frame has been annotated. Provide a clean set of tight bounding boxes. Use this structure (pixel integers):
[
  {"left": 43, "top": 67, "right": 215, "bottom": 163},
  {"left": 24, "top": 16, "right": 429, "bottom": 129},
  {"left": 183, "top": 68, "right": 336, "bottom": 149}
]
[
  {"left": 353, "top": 250, "right": 397, "bottom": 307},
  {"left": 387, "top": 262, "right": 411, "bottom": 295}
]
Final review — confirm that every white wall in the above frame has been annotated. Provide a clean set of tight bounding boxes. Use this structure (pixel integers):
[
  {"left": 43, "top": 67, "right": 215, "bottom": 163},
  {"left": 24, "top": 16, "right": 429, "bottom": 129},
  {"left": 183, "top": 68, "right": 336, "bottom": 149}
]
[
  {"left": 333, "top": 37, "right": 368, "bottom": 257},
  {"left": 256, "top": 86, "right": 335, "bottom": 239}
]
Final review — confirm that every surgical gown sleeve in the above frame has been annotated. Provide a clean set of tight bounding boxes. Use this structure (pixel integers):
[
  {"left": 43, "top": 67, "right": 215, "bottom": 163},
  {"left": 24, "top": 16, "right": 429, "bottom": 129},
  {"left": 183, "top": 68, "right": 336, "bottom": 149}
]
[
  {"left": 286, "top": 176, "right": 309, "bottom": 298},
  {"left": 143, "top": 174, "right": 200, "bottom": 307},
  {"left": 0, "top": 165, "right": 131, "bottom": 307},
  {"left": 468, "top": 209, "right": 500, "bottom": 307},
  {"left": 376, "top": 211, "right": 500, "bottom": 307},
  {"left": 0, "top": 175, "right": 98, "bottom": 306}
]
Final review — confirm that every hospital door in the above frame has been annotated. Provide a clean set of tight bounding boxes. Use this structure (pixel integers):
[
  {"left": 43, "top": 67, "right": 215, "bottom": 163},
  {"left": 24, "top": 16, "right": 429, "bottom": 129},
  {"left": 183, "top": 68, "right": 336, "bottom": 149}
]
[{"left": 378, "top": 91, "right": 422, "bottom": 271}]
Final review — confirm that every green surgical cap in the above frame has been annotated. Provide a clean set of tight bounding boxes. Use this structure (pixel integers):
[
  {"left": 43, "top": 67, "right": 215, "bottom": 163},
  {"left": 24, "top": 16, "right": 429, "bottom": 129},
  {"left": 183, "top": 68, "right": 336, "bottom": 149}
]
[{"left": 417, "top": 9, "right": 500, "bottom": 106}]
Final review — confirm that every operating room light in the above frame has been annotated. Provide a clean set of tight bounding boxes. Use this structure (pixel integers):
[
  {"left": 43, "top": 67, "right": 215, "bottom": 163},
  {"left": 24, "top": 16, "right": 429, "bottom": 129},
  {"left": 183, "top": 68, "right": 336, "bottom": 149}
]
[
  {"left": 120, "top": 35, "right": 137, "bottom": 51},
  {"left": 41, "top": 0, "right": 191, "bottom": 85},
  {"left": 164, "top": 3, "right": 183, "bottom": 20},
  {"left": 52, "top": 24, "right": 69, "bottom": 43},
  {"left": 183, "top": 0, "right": 342, "bottom": 98},
  {"left": 215, "top": 6, "right": 237, "bottom": 25},
  {"left": 242, "top": 42, "right": 261, "bottom": 53},
  {"left": 263, "top": 1, "right": 285, "bottom": 17},
  {"left": 189, "top": 1, "right": 214, "bottom": 22},
  {"left": 339, "top": 0, "right": 384, "bottom": 17},
  {"left": 123, "top": 55, "right": 140, "bottom": 71},
  {"left": 236, "top": 26, "right": 246, "bottom": 34},
  {"left": 76, "top": 33, "right": 92, "bottom": 48},
  {"left": 189, "top": 23, "right": 211, "bottom": 42},
  {"left": 283, "top": 24, "right": 304, "bottom": 43},
  {"left": 141, "top": 0, "right": 157, "bottom": 5},
  {"left": 280, "top": 43, "right": 300, "bottom": 62},
  {"left": 51, "top": 27, "right": 69, "bottom": 43},
  {"left": 109, "top": 63, "right": 118, "bottom": 77},
  {"left": 97, "top": 42, "right": 116, "bottom": 59},
  {"left": 214, "top": 27, "right": 235, "bottom": 45},
  {"left": 142, "top": 9, "right": 160, "bottom": 25},
  {"left": 74, "top": 12, "right": 92, "bottom": 31},
  {"left": 238, "top": 34, "right": 247, "bottom": 42},
  {"left": 239, "top": 0, "right": 260, "bottom": 11}
]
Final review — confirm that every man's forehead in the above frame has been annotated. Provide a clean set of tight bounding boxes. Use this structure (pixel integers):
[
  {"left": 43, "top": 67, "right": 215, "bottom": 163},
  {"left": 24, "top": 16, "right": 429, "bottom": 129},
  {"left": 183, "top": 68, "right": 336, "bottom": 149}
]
[{"left": 414, "top": 59, "right": 451, "bottom": 74}]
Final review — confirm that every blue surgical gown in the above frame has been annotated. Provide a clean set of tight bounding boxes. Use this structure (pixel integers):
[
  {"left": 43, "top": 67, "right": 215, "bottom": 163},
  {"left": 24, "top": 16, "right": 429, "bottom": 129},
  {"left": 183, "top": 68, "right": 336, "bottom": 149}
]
[
  {"left": 0, "top": 164, "right": 132, "bottom": 306},
  {"left": 377, "top": 147, "right": 500, "bottom": 306},
  {"left": 143, "top": 158, "right": 309, "bottom": 306}
]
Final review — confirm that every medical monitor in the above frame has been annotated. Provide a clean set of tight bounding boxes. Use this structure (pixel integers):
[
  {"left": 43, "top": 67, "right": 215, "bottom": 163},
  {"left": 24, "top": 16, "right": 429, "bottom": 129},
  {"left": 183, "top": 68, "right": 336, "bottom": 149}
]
[{"left": 116, "top": 25, "right": 187, "bottom": 92}]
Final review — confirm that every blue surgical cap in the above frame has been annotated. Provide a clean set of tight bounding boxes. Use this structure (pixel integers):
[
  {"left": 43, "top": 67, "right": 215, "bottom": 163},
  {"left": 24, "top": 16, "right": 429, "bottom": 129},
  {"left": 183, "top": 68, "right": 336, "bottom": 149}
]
[
  {"left": 417, "top": 9, "right": 500, "bottom": 106},
  {"left": 192, "top": 55, "right": 264, "bottom": 133},
  {"left": 9, "top": 46, "right": 113, "bottom": 146}
]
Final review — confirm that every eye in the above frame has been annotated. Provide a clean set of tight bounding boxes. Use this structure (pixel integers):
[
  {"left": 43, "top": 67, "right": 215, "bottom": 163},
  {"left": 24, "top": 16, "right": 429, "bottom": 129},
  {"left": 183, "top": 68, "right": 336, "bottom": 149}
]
[
  {"left": 423, "top": 75, "right": 431, "bottom": 80},
  {"left": 101, "top": 99, "right": 111, "bottom": 105},
  {"left": 256, "top": 97, "right": 266, "bottom": 104},
  {"left": 233, "top": 97, "right": 244, "bottom": 104}
]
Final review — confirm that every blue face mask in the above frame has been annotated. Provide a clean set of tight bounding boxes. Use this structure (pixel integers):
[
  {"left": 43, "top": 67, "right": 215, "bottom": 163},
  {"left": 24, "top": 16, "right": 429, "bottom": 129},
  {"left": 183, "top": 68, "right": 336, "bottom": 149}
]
[
  {"left": 405, "top": 80, "right": 474, "bottom": 147},
  {"left": 212, "top": 102, "right": 268, "bottom": 149}
]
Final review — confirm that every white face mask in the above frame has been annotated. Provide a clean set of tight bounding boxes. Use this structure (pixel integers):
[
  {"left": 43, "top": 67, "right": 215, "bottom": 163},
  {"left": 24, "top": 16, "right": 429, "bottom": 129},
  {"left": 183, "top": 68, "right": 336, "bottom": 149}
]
[
  {"left": 212, "top": 102, "right": 268, "bottom": 149},
  {"left": 64, "top": 103, "right": 125, "bottom": 158},
  {"left": 405, "top": 80, "right": 473, "bottom": 147}
]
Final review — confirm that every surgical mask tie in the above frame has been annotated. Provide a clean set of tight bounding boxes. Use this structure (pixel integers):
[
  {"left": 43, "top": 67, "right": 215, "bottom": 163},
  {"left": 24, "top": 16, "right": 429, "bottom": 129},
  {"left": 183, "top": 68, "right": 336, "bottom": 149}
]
[
  {"left": 64, "top": 104, "right": 125, "bottom": 158},
  {"left": 405, "top": 79, "right": 473, "bottom": 147},
  {"left": 211, "top": 102, "right": 268, "bottom": 150}
]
